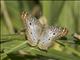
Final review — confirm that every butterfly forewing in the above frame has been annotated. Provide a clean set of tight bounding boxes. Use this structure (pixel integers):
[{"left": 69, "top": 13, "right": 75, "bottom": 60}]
[
  {"left": 22, "top": 12, "right": 42, "bottom": 46},
  {"left": 38, "top": 26, "right": 68, "bottom": 50}
]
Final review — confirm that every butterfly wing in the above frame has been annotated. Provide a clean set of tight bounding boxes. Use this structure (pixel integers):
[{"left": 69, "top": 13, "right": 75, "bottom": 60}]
[
  {"left": 21, "top": 11, "right": 42, "bottom": 46},
  {"left": 22, "top": 12, "right": 42, "bottom": 46},
  {"left": 38, "top": 26, "right": 68, "bottom": 50}
]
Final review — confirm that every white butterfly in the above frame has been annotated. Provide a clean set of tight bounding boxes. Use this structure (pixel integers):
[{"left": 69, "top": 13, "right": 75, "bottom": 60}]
[{"left": 21, "top": 11, "right": 68, "bottom": 50}]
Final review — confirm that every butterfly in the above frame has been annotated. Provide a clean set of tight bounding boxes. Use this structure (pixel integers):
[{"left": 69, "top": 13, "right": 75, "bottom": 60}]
[{"left": 21, "top": 11, "right": 68, "bottom": 50}]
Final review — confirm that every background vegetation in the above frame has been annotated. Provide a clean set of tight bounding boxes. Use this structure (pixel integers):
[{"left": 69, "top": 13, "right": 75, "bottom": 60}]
[{"left": 0, "top": 0, "right": 80, "bottom": 60}]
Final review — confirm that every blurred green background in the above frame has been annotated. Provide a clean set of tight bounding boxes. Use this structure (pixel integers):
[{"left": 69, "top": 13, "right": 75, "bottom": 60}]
[{"left": 0, "top": 0, "right": 80, "bottom": 60}]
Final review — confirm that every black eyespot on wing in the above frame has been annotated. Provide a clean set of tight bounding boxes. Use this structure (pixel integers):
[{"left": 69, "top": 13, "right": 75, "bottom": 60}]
[
  {"left": 30, "top": 23, "right": 31, "bottom": 25},
  {"left": 49, "top": 38, "right": 50, "bottom": 40},
  {"left": 53, "top": 33, "right": 55, "bottom": 35},
  {"left": 31, "top": 32, "right": 32, "bottom": 34}
]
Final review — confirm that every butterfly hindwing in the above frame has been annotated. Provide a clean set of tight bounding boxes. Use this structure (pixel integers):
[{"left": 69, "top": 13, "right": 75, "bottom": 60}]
[{"left": 38, "top": 26, "right": 68, "bottom": 50}]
